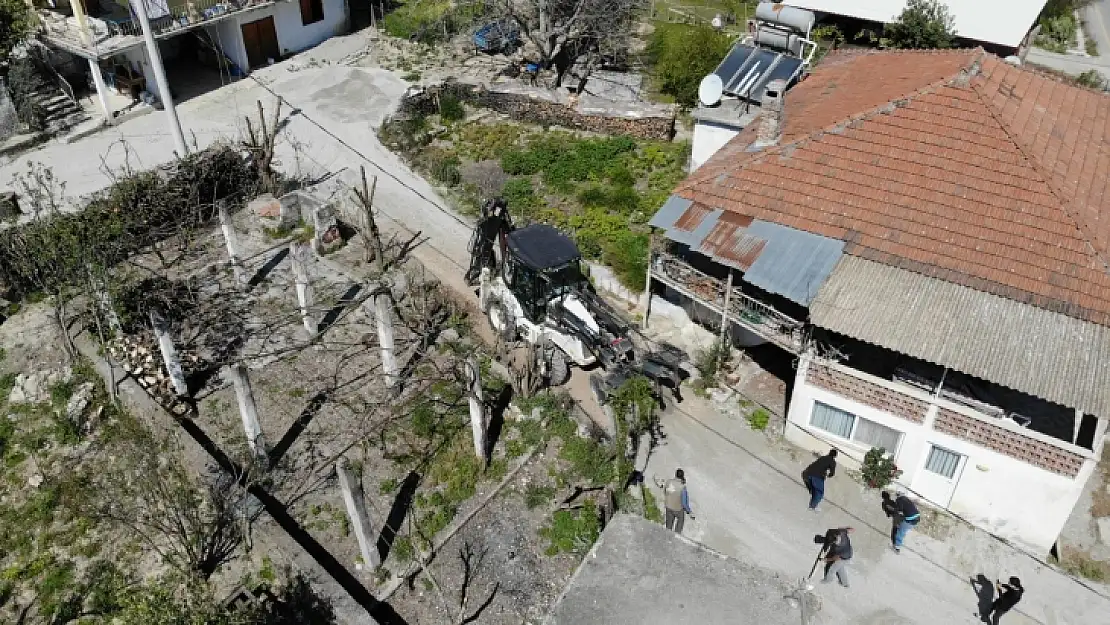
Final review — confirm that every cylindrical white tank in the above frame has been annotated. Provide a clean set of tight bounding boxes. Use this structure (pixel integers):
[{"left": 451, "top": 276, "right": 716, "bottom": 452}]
[
  {"left": 755, "top": 2, "right": 815, "bottom": 34},
  {"left": 754, "top": 27, "right": 800, "bottom": 55}
]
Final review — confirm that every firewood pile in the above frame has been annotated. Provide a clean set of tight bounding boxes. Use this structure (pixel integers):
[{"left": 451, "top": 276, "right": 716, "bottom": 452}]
[{"left": 107, "top": 334, "right": 200, "bottom": 415}]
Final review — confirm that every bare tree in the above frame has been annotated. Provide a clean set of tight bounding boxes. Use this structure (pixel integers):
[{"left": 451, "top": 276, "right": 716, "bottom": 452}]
[
  {"left": 494, "top": 0, "right": 643, "bottom": 87},
  {"left": 89, "top": 428, "right": 257, "bottom": 581}
]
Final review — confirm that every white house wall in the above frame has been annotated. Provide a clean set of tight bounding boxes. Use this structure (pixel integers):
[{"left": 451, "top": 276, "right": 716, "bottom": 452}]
[
  {"left": 691, "top": 121, "right": 739, "bottom": 171},
  {"left": 785, "top": 355, "right": 1098, "bottom": 555},
  {"left": 206, "top": 19, "right": 249, "bottom": 75},
  {"left": 271, "top": 0, "right": 348, "bottom": 57}
]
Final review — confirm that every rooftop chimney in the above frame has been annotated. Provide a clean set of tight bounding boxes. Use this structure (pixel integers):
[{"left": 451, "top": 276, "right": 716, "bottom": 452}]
[{"left": 755, "top": 79, "right": 787, "bottom": 147}]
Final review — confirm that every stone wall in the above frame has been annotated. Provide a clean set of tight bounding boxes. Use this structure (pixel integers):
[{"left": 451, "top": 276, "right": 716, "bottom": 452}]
[{"left": 397, "top": 82, "right": 676, "bottom": 141}]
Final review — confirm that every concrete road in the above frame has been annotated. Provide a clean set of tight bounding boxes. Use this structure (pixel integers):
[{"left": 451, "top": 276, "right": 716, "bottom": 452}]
[
  {"left": 644, "top": 395, "right": 1110, "bottom": 624},
  {"left": 1025, "top": 47, "right": 1110, "bottom": 76}
]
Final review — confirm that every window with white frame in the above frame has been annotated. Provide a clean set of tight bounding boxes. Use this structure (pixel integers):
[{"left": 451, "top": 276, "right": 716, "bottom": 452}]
[
  {"left": 924, "top": 445, "right": 962, "bottom": 479},
  {"left": 810, "top": 402, "right": 903, "bottom": 453}
]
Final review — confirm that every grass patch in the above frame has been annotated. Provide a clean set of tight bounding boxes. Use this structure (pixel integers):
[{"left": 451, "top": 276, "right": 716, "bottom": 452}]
[
  {"left": 1062, "top": 552, "right": 1109, "bottom": 581},
  {"left": 539, "top": 501, "right": 601, "bottom": 556},
  {"left": 524, "top": 484, "right": 555, "bottom": 510},
  {"left": 642, "top": 486, "right": 664, "bottom": 523}
]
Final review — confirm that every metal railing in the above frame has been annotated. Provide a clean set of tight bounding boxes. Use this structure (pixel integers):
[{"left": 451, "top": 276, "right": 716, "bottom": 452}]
[
  {"left": 40, "top": 0, "right": 280, "bottom": 50},
  {"left": 652, "top": 251, "right": 805, "bottom": 350}
]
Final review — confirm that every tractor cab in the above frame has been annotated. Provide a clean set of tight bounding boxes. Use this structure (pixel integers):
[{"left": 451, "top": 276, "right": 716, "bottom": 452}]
[{"left": 503, "top": 224, "right": 586, "bottom": 323}]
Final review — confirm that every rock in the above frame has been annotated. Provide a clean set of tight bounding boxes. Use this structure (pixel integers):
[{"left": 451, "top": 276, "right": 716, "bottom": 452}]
[
  {"left": 27, "top": 474, "right": 43, "bottom": 488},
  {"left": 65, "top": 382, "right": 94, "bottom": 424},
  {"left": 1098, "top": 517, "right": 1110, "bottom": 546},
  {"left": 249, "top": 193, "right": 281, "bottom": 219},
  {"left": 437, "top": 327, "right": 461, "bottom": 345}
]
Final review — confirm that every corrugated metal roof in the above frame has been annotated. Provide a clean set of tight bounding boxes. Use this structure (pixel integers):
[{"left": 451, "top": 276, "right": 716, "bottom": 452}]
[
  {"left": 648, "top": 195, "right": 692, "bottom": 230},
  {"left": 810, "top": 255, "right": 1110, "bottom": 417},
  {"left": 667, "top": 208, "right": 722, "bottom": 248},
  {"left": 785, "top": 0, "right": 1044, "bottom": 48},
  {"left": 696, "top": 213, "right": 764, "bottom": 271},
  {"left": 743, "top": 221, "right": 844, "bottom": 306}
]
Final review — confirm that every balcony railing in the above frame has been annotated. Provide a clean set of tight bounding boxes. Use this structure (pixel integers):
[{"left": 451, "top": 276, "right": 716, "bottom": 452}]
[
  {"left": 652, "top": 251, "right": 805, "bottom": 352},
  {"left": 39, "top": 0, "right": 276, "bottom": 56}
]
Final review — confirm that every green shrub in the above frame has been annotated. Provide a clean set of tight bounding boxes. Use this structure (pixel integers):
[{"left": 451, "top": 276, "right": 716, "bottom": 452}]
[
  {"left": 884, "top": 0, "right": 956, "bottom": 50},
  {"left": 429, "top": 155, "right": 462, "bottom": 186},
  {"left": 1077, "top": 69, "right": 1106, "bottom": 89},
  {"left": 602, "top": 231, "right": 649, "bottom": 292},
  {"left": 747, "top": 408, "right": 770, "bottom": 431},
  {"left": 861, "top": 447, "right": 902, "bottom": 489},
  {"left": 647, "top": 23, "right": 734, "bottom": 106},
  {"left": 438, "top": 95, "right": 466, "bottom": 123},
  {"left": 502, "top": 177, "right": 542, "bottom": 216},
  {"left": 559, "top": 436, "right": 613, "bottom": 485}
]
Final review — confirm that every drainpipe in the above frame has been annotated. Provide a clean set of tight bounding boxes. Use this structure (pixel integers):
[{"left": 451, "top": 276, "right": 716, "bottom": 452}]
[{"left": 132, "top": 0, "right": 188, "bottom": 157}]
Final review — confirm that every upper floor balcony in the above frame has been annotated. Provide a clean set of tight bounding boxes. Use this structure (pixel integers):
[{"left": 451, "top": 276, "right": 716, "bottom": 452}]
[
  {"left": 38, "top": 0, "right": 281, "bottom": 60},
  {"left": 649, "top": 249, "right": 805, "bottom": 353}
]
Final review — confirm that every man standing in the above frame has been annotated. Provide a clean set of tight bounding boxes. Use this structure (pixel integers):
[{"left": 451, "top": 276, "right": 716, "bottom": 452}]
[
  {"left": 822, "top": 526, "right": 854, "bottom": 588},
  {"left": 658, "top": 469, "right": 694, "bottom": 533},
  {"left": 803, "top": 449, "right": 838, "bottom": 511},
  {"left": 983, "top": 577, "right": 1023, "bottom": 624},
  {"left": 881, "top": 490, "right": 921, "bottom": 553}
]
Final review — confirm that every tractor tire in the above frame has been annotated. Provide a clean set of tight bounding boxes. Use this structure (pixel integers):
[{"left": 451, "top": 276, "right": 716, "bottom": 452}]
[
  {"left": 547, "top": 348, "right": 571, "bottom": 387},
  {"left": 486, "top": 297, "right": 516, "bottom": 343}
]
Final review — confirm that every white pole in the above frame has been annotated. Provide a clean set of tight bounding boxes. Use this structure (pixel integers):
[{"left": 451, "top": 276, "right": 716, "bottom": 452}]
[
  {"left": 88, "top": 59, "right": 114, "bottom": 123},
  {"left": 131, "top": 0, "right": 188, "bottom": 157},
  {"left": 466, "top": 356, "right": 487, "bottom": 462}
]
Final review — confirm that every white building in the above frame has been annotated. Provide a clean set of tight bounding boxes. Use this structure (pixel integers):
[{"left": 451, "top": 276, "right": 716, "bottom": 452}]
[
  {"left": 34, "top": 0, "right": 348, "bottom": 121},
  {"left": 646, "top": 47, "right": 1110, "bottom": 556}
]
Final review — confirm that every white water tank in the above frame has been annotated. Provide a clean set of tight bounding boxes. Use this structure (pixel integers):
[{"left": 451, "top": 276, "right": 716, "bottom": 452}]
[
  {"left": 754, "top": 27, "right": 801, "bottom": 55},
  {"left": 755, "top": 2, "right": 815, "bottom": 35}
]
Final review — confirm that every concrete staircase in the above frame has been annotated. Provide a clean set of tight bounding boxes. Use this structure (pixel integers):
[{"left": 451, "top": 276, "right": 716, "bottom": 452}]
[{"left": 28, "top": 83, "right": 89, "bottom": 133}]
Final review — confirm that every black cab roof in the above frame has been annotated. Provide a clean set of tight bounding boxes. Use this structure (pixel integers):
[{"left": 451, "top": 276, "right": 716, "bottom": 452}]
[{"left": 507, "top": 224, "right": 581, "bottom": 271}]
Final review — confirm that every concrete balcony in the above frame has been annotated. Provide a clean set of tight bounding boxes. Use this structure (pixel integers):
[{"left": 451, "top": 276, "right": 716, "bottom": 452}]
[
  {"left": 38, "top": 0, "right": 281, "bottom": 60},
  {"left": 649, "top": 250, "right": 805, "bottom": 353}
]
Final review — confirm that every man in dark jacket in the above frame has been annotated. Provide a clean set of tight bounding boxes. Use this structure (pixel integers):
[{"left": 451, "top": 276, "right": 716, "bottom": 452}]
[
  {"left": 821, "top": 526, "right": 853, "bottom": 588},
  {"left": 983, "top": 577, "right": 1023, "bottom": 624},
  {"left": 881, "top": 490, "right": 921, "bottom": 553},
  {"left": 802, "top": 449, "right": 837, "bottom": 511}
]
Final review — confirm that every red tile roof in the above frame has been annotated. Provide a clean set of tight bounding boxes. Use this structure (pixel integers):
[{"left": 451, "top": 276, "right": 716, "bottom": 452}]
[{"left": 676, "top": 49, "right": 1110, "bottom": 325}]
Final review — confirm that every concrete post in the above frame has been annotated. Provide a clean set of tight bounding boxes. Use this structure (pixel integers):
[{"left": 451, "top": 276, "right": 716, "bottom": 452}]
[
  {"left": 466, "top": 356, "right": 487, "bottom": 462},
  {"left": 87, "top": 59, "right": 114, "bottom": 123},
  {"left": 479, "top": 267, "right": 491, "bottom": 312},
  {"left": 218, "top": 201, "right": 246, "bottom": 285},
  {"left": 375, "top": 290, "right": 397, "bottom": 389},
  {"left": 131, "top": 0, "right": 188, "bottom": 157},
  {"left": 290, "top": 242, "right": 317, "bottom": 338},
  {"left": 336, "top": 457, "right": 380, "bottom": 569},
  {"left": 641, "top": 235, "right": 653, "bottom": 328},
  {"left": 150, "top": 310, "right": 188, "bottom": 396},
  {"left": 228, "top": 364, "right": 266, "bottom": 457}
]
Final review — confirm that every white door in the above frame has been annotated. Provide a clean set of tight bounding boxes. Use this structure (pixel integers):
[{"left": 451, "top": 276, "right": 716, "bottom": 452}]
[{"left": 913, "top": 445, "right": 966, "bottom": 509}]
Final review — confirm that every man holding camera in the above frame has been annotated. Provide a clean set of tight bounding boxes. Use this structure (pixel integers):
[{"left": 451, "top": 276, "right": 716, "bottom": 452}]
[{"left": 820, "top": 526, "right": 854, "bottom": 588}]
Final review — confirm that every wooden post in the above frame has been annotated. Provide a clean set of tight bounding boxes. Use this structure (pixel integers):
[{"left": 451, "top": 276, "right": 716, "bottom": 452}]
[
  {"left": 719, "top": 270, "right": 734, "bottom": 343},
  {"left": 150, "top": 310, "right": 188, "bottom": 396},
  {"left": 466, "top": 355, "right": 487, "bottom": 462},
  {"left": 357, "top": 166, "right": 385, "bottom": 273}
]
